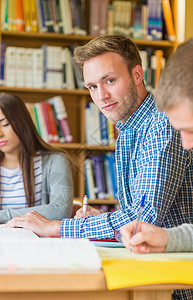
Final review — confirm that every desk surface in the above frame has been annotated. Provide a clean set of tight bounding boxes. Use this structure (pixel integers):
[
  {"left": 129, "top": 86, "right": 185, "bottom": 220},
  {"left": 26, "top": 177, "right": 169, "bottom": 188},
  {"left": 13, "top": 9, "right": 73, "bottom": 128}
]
[{"left": 0, "top": 271, "right": 193, "bottom": 300}]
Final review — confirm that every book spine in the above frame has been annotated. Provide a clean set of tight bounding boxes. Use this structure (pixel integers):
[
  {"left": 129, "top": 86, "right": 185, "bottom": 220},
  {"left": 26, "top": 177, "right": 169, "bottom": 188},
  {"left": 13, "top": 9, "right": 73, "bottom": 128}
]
[
  {"left": 84, "top": 158, "right": 96, "bottom": 200},
  {"left": 34, "top": 102, "right": 49, "bottom": 143},
  {"left": 162, "top": 0, "right": 176, "bottom": 41},
  {"left": 15, "top": 47, "right": 25, "bottom": 87},
  {"left": 105, "top": 152, "right": 118, "bottom": 199},
  {"left": 40, "top": 102, "right": 54, "bottom": 143},
  {"left": 0, "top": 42, "right": 6, "bottom": 85},
  {"left": 50, "top": 0, "right": 59, "bottom": 33},
  {"left": 23, "top": 0, "right": 32, "bottom": 32},
  {"left": 103, "top": 155, "right": 114, "bottom": 200},
  {"left": 3, "top": 0, "right": 9, "bottom": 30},
  {"left": 55, "top": 0, "right": 64, "bottom": 33},
  {"left": 26, "top": 48, "right": 34, "bottom": 88},
  {"left": 89, "top": 0, "right": 100, "bottom": 35},
  {"left": 5, "top": 46, "right": 16, "bottom": 87},
  {"left": 90, "top": 156, "right": 106, "bottom": 200},
  {"left": 16, "top": 0, "right": 25, "bottom": 31},
  {"left": 31, "top": 0, "right": 38, "bottom": 32},
  {"left": 33, "top": 105, "right": 42, "bottom": 136},
  {"left": 49, "top": 102, "right": 65, "bottom": 143},
  {"left": 36, "top": 0, "right": 47, "bottom": 32},
  {"left": 107, "top": 120, "right": 115, "bottom": 146},
  {"left": 45, "top": 102, "right": 59, "bottom": 143},
  {"left": 100, "top": 112, "right": 109, "bottom": 146},
  {"left": 154, "top": 49, "right": 163, "bottom": 89},
  {"left": 133, "top": 4, "right": 142, "bottom": 39}
]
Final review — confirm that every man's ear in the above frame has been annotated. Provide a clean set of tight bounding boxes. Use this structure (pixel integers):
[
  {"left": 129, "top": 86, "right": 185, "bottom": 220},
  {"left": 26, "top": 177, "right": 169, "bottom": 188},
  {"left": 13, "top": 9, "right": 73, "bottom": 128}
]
[{"left": 132, "top": 65, "right": 143, "bottom": 85}]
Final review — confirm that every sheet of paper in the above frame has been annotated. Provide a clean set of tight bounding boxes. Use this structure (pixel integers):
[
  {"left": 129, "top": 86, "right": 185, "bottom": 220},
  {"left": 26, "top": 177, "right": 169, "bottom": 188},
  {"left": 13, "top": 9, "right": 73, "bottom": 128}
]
[
  {"left": 97, "top": 246, "right": 193, "bottom": 261},
  {"left": 0, "top": 238, "right": 101, "bottom": 272},
  {"left": 0, "top": 227, "right": 39, "bottom": 239}
]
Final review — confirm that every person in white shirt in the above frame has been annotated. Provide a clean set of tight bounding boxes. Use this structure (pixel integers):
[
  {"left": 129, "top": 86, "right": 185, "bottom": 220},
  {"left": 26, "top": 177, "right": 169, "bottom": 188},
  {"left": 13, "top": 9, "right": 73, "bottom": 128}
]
[{"left": 0, "top": 93, "right": 73, "bottom": 223}]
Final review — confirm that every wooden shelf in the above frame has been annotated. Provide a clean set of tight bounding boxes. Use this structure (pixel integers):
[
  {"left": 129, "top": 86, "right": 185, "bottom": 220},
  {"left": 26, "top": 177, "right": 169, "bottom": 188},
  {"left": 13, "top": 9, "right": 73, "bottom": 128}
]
[
  {"left": 50, "top": 143, "right": 115, "bottom": 151},
  {"left": 88, "top": 199, "right": 119, "bottom": 205},
  {"left": 0, "top": 86, "right": 89, "bottom": 96}
]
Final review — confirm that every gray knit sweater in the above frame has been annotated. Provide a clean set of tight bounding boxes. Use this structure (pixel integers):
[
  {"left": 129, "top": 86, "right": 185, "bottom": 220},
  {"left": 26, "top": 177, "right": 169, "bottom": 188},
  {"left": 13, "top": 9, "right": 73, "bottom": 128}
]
[
  {"left": 0, "top": 153, "right": 74, "bottom": 223},
  {"left": 165, "top": 224, "right": 193, "bottom": 252}
]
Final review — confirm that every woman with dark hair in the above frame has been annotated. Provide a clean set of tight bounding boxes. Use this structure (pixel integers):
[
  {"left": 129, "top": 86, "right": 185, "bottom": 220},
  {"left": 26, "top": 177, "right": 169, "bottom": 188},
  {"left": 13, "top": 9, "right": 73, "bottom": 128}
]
[{"left": 0, "top": 93, "right": 73, "bottom": 223}]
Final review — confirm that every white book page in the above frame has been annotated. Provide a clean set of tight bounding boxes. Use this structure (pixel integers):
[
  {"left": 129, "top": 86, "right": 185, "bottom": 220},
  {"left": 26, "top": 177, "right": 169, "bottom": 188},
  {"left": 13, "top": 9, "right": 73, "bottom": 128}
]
[
  {"left": 0, "top": 227, "right": 39, "bottom": 239},
  {"left": 0, "top": 238, "right": 101, "bottom": 272}
]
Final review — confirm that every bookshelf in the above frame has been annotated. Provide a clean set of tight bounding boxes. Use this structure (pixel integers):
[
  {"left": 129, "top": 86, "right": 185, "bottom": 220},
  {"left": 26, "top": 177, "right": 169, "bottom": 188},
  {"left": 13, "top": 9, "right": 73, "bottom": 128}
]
[{"left": 0, "top": 0, "right": 193, "bottom": 207}]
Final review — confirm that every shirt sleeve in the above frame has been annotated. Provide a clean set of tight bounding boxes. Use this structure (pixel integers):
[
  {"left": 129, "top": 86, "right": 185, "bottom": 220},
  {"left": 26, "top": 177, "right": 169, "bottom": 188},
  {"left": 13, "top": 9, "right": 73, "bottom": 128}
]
[
  {"left": 60, "top": 123, "right": 191, "bottom": 239},
  {"left": 0, "top": 154, "right": 74, "bottom": 223},
  {"left": 164, "top": 224, "right": 193, "bottom": 252}
]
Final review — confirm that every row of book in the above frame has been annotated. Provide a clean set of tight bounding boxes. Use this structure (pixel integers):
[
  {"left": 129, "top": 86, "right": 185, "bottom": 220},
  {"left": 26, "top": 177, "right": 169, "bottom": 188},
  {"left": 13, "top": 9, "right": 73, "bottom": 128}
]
[
  {"left": 139, "top": 49, "right": 166, "bottom": 92},
  {"left": 1, "top": 0, "right": 185, "bottom": 43},
  {"left": 0, "top": 43, "right": 84, "bottom": 89},
  {"left": 85, "top": 153, "right": 118, "bottom": 201},
  {"left": 1, "top": 0, "right": 86, "bottom": 35},
  {"left": 26, "top": 96, "right": 73, "bottom": 144},
  {"left": 90, "top": 0, "right": 185, "bottom": 42},
  {"left": 85, "top": 102, "right": 118, "bottom": 147}
]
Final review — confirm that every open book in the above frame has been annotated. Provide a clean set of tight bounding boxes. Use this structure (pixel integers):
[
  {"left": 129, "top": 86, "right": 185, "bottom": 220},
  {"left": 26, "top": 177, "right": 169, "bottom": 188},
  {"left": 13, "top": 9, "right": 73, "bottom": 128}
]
[{"left": 0, "top": 228, "right": 101, "bottom": 272}]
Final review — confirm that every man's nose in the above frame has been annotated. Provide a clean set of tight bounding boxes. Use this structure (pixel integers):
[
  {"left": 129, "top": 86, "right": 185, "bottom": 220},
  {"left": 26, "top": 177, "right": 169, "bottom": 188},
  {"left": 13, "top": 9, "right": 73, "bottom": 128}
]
[{"left": 98, "top": 87, "right": 110, "bottom": 102}]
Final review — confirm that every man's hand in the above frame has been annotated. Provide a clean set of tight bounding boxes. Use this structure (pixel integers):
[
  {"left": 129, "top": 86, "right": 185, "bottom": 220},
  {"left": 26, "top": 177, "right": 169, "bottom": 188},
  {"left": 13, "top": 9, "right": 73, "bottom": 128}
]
[
  {"left": 4, "top": 211, "right": 61, "bottom": 237},
  {"left": 74, "top": 205, "right": 102, "bottom": 218},
  {"left": 120, "top": 221, "right": 168, "bottom": 253}
]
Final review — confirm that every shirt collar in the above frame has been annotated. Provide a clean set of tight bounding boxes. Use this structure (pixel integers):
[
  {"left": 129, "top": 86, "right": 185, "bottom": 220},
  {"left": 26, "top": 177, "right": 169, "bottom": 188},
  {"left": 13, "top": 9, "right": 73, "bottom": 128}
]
[{"left": 116, "top": 93, "right": 156, "bottom": 132}]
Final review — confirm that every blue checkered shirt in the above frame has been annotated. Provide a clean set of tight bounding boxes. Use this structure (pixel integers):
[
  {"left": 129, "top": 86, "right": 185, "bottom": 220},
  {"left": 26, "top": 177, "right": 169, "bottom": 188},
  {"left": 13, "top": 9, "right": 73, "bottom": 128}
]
[{"left": 61, "top": 94, "right": 193, "bottom": 239}]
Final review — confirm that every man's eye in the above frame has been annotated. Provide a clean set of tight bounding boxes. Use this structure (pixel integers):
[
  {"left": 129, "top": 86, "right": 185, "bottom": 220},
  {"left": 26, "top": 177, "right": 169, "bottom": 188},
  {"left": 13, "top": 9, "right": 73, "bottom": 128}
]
[
  {"left": 89, "top": 85, "right": 97, "bottom": 91},
  {"left": 107, "top": 78, "right": 114, "bottom": 84}
]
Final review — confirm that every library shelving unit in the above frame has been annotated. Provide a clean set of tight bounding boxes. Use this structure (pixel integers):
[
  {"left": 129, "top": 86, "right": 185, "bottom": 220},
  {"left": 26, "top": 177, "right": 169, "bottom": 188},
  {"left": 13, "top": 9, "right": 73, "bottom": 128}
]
[{"left": 0, "top": 0, "right": 192, "bottom": 206}]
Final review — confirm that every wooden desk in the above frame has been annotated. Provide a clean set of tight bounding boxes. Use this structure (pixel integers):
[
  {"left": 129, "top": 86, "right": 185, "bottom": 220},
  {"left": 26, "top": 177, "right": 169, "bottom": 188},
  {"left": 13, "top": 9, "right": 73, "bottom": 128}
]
[{"left": 0, "top": 271, "right": 192, "bottom": 300}]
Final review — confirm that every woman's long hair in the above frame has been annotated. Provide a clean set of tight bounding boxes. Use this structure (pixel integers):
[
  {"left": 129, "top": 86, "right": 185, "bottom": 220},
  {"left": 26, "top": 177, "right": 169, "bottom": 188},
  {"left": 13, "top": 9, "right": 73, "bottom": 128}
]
[{"left": 0, "top": 93, "right": 63, "bottom": 207}]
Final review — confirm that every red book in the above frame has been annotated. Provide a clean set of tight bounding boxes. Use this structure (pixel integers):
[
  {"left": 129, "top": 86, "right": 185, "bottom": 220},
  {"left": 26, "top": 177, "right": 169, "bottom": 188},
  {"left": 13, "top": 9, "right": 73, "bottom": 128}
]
[{"left": 45, "top": 102, "right": 59, "bottom": 143}]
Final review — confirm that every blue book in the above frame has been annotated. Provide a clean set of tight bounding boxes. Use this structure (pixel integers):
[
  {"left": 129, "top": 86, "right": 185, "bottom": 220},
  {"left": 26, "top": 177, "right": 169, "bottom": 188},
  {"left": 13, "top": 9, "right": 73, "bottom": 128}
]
[
  {"left": 42, "top": 44, "right": 47, "bottom": 88},
  {"left": 90, "top": 156, "right": 107, "bottom": 200},
  {"left": 104, "top": 152, "right": 118, "bottom": 200},
  {"left": 133, "top": 4, "right": 142, "bottom": 39},
  {"left": 0, "top": 42, "right": 6, "bottom": 85},
  {"left": 100, "top": 112, "right": 109, "bottom": 146},
  {"left": 37, "top": 0, "right": 47, "bottom": 32},
  {"left": 147, "top": 0, "right": 157, "bottom": 40}
]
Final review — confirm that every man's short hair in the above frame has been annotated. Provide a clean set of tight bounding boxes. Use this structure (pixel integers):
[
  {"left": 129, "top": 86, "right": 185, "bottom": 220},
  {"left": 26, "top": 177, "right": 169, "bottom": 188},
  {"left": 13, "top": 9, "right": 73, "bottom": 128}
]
[
  {"left": 73, "top": 34, "right": 142, "bottom": 75},
  {"left": 155, "top": 38, "right": 193, "bottom": 111}
]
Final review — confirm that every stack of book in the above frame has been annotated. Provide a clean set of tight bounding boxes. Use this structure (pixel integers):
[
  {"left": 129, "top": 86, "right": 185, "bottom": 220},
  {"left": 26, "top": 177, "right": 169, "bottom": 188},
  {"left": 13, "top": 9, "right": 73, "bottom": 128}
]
[{"left": 26, "top": 96, "right": 73, "bottom": 144}]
